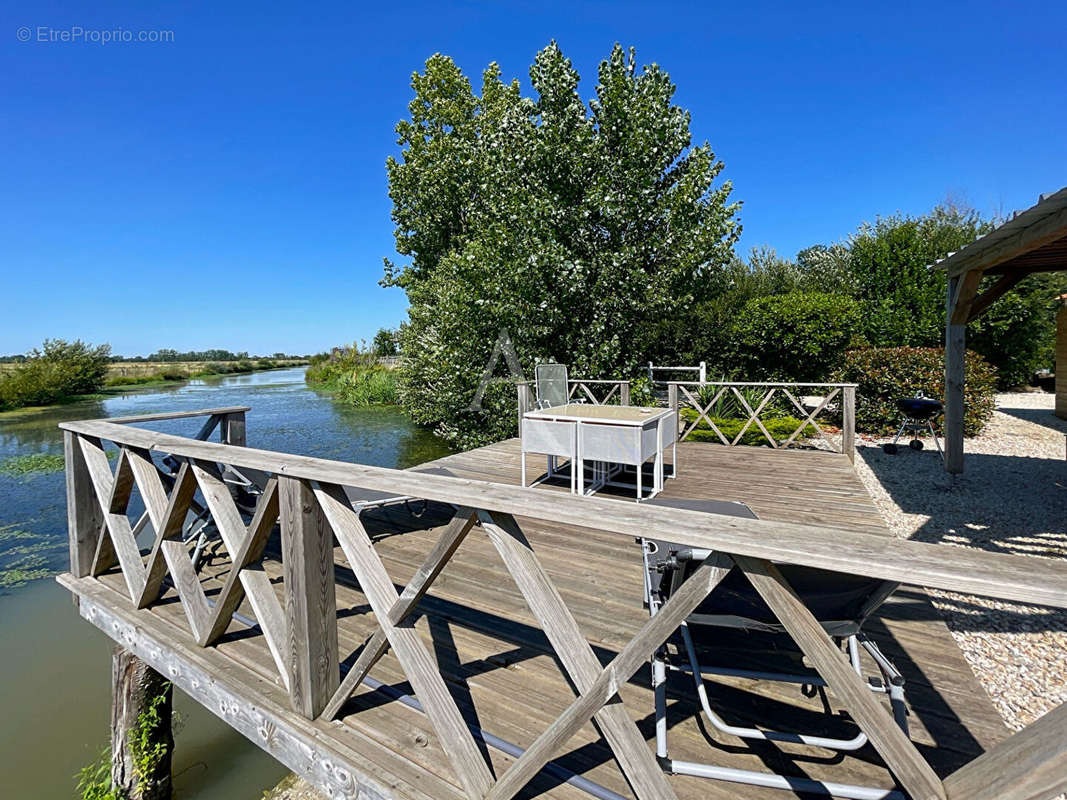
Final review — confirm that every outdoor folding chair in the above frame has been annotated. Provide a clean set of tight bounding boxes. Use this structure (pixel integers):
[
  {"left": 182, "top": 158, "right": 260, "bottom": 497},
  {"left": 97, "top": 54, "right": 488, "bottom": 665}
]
[
  {"left": 531, "top": 363, "right": 577, "bottom": 486},
  {"left": 641, "top": 495, "right": 909, "bottom": 800},
  {"left": 534, "top": 362, "right": 570, "bottom": 409}
]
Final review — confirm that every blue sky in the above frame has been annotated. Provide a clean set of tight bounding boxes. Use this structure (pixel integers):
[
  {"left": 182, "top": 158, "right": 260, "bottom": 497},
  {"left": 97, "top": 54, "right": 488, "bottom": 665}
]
[{"left": 2, "top": 1, "right": 1064, "bottom": 356}]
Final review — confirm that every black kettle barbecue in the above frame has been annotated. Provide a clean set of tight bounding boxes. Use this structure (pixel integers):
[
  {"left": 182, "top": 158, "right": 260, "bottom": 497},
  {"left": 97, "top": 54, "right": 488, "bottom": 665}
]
[{"left": 882, "top": 392, "right": 944, "bottom": 457}]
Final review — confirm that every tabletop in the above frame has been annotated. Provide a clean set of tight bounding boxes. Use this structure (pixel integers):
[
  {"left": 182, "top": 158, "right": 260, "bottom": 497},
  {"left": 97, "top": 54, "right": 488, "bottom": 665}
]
[{"left": 524, "top": 404, "right": 674, "bottom": 425}]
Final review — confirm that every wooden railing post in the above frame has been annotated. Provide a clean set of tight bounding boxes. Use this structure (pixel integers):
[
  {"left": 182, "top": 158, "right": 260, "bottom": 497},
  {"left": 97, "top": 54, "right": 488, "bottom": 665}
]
[
  {"left": 843, "top": 385, "right": 856, "bottom": 463},
  {"left": 668, "top": 383, "right": 681, "bottom": 442},
  {"left": 517, "top": 381, "right": 533, "bottom": 439},
  {"left": 64, "top": 431, "right": 104, "bottom": 578},
  {"left": 220, "top": 410, "right": 246, "bottom": 447},
  {"left": 279, "top": 476, "right": 338, "bottom": 719},
  {"left": 620, "top": 380, "right": 630, "bottom": 406}
]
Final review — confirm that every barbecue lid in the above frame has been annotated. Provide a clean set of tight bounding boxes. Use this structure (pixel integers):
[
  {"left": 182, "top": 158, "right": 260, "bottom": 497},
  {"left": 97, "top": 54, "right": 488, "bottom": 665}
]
[{"left": 897, "top": 395, "right": 943, "bottom": 418}]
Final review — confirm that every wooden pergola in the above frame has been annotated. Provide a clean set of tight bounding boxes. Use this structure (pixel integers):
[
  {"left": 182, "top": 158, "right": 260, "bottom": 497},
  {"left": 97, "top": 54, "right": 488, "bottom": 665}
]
[{"left": 936, "top": 186, "right": 1067, "bottom": 473}]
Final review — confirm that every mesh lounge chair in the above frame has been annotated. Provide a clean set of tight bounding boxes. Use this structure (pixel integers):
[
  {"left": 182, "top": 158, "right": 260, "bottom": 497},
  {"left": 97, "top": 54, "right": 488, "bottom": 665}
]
[{"left": 641, "top": 495, "right": 908, "bottom": 800}]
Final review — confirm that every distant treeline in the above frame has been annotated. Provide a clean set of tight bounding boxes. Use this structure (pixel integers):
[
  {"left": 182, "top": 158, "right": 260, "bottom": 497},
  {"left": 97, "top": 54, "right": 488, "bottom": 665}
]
[
  {"left": 115, "top": 348, "right": 310, "bottom": 362},
  {"left": 0, "top": 348, "right": 309, "bottom": 363}
]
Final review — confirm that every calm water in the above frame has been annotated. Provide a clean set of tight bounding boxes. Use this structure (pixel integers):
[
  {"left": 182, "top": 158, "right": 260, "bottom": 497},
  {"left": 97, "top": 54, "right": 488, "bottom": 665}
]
[{"left": 0, "top": 367, "right": 451, "bottom": 799}]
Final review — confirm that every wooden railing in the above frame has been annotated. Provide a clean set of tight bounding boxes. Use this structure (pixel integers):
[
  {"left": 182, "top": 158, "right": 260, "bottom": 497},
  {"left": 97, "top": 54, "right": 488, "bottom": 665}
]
[
  {"left": 58, "top": 408, "right": 1067, "bottom": 800},
  {"left": 668, "top": 381, "right": 858, "bottom": 462}
]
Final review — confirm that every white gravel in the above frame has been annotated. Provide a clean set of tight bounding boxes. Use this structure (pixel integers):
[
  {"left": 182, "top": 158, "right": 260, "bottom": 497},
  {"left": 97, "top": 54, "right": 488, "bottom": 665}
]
[{"left": 854, "top": 391, "right": 1067, "bottom": 732}]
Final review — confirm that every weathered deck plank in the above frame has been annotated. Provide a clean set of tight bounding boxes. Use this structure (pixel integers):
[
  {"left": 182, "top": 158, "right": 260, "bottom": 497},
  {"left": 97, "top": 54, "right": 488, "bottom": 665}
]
[{"left": 64, "top": 438, "right": 1010, "bottom": 800}]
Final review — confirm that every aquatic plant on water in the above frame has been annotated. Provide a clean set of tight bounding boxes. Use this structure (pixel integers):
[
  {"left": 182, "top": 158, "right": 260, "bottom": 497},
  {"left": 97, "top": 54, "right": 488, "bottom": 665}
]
[
  {"left": 0, "top": 451, "right": 66, "bottom": 476},
  {"left": 0, "top": 524, "right": 54, "bottom": 590}
]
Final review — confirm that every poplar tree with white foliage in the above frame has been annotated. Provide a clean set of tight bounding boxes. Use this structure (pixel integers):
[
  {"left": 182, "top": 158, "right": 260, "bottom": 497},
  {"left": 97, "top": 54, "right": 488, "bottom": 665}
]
[{"left": 383, "top": 43, "right": 741, "bottom": 447}]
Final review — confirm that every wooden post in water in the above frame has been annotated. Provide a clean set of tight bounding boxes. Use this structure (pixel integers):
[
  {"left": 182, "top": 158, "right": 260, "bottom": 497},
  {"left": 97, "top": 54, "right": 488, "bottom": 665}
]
[{"left": 111, "top": 646, "right": 173, "bottom": 800}]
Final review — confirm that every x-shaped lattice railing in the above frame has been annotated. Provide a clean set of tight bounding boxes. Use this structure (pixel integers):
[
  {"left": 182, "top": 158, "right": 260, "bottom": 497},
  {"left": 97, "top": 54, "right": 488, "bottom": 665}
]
[
  {"left": 60, "top": 409, "right": 1067, "bottom": 800},
  {"left": 75, "top": 436, "right": 292, "bottom": 690},
  {"left": 674, "top": 382, "right": 854, "bottom": 456},
  {"left": 566, "top": 379, "right": 628, "bottom": 405}
]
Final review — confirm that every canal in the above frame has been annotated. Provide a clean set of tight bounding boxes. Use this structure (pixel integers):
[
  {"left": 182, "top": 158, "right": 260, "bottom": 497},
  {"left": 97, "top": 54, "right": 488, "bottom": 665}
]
[{"left": 0, "top": 366, "right": 451, "bottom": 799}]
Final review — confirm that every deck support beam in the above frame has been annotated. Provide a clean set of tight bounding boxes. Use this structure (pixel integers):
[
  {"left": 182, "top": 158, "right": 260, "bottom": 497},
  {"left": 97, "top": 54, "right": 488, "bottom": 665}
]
[
  {"left": 111, "top": 645, "right": 173, "bottom": 800},
  {"left": 944, "top": 275, "right": 967, "bottom": 473}
]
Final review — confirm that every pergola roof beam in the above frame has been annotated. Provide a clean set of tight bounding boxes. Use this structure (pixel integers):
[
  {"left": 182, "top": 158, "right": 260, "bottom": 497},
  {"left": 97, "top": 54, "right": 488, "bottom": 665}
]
[{"left": 932, "top": 186, "right": 1067, "bottom": 278}]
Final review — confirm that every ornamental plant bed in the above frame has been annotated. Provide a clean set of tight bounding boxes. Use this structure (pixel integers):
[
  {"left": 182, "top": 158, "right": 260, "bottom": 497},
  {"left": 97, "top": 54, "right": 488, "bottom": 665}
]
[{"left": 680, "top": 407, "right": 819, "bottom": 446}]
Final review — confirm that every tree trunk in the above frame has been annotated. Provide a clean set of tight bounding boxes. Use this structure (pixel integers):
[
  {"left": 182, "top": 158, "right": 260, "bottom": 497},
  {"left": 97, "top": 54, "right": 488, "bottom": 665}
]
[{"left": 111, "top": 646, "right": 173, "bottom": 800}]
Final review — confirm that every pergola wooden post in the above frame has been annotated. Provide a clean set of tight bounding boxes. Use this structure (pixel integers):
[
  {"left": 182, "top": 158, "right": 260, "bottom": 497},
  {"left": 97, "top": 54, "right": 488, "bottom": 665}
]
[{"left": 936, "top": 187, "right": 1067, "bottom": 473}]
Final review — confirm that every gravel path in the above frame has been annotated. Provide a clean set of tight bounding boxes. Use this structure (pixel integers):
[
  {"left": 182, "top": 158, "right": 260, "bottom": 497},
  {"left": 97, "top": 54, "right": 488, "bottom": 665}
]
[{"left": 854, "top": 392, "right": 1067, "bottom": 732}]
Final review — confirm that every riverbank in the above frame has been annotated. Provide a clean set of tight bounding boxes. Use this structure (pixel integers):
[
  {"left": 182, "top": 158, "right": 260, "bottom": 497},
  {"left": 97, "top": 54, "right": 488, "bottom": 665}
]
[
  {"left": 0, "top": 361, "right": 309, "bottom": 415},
  {"left": 104, "top": 358, "right": 308, "bottom": 386}
]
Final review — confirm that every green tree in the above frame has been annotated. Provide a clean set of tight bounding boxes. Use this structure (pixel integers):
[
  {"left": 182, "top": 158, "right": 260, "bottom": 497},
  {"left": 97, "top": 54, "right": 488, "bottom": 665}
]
[
  {"left": 385, "top": 43, "right": 740, "bottom": 446},
  {"left": 824, "top": 204, "right": 1057, "bottom": 388},
  {"left": 371, "top": 328, "right": 398, "bottom": 356},
  {"left": 845, "top": 205, "right": 990, "bottom": 347},
  {"left": 654, "top": 247, "right": 814, "bottom": 370}
]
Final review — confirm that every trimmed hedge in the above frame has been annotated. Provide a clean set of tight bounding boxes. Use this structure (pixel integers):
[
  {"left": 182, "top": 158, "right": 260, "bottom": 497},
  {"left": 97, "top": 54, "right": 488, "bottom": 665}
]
[
  {"left": 729, "top": 292, "right": 862, "bottom": 381},
  {"left": 680, "top": 408, "right": 818, "bottom": 446},
  {"left": 833, "top": 347, "right": 996, "bottom": 436}
]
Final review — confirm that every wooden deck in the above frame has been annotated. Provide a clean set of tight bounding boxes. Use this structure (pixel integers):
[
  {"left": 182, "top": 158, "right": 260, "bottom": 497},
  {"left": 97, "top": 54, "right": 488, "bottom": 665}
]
[{"left": 63, "top": 436, "right": 1012, "bottom": 800}]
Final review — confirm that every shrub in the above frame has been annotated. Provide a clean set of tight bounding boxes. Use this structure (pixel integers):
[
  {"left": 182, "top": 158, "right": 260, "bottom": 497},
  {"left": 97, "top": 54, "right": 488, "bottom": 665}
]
[
  {"left": 0, "top": 339, "right": 110, "bottom": 410},
  {"left": 334, "top": 367, "right": 398, "bottom": 406},
  {"left": 105, "top": 374, "right": 157, "bottom": 387},
  {"left": 833, "top": 347, "right": 996, "bottom": 436},
  {"left": 307, "top": 345, "right": 399, "bottom": 406},
  {"left": 969, "top": 279, "right": 1055, "bottom": 388},
  {"left": 627, "top": 375, "right": 655, "bottom": 407},
  {"left": 680, "top": 408, "right": 817, "bottom": 446},
  {"left": 729, "top": 292, "right": 861, "bottom": 381},
  {"left": 195, "top": 362, "right": 227, "bottom": 376}
]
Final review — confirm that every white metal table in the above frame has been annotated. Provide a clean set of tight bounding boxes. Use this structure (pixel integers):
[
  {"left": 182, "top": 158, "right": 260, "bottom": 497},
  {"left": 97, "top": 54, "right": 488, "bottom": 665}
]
[{"left": 521, "top": 404, "right": 678, "bottom": 499}]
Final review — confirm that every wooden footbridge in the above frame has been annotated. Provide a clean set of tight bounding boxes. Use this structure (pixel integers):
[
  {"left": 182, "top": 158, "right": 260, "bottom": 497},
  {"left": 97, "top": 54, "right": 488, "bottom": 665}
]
[{"left": 57, "top": 407, "right": 1067, "bottom": 800}]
